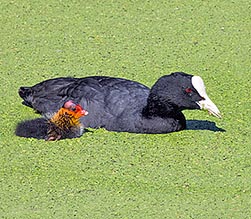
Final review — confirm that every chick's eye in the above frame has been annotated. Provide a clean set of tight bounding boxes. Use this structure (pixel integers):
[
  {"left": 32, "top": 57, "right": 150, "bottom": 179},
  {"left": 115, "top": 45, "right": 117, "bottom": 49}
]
[{"left": 71, "top": 107, "right": 76, "bottom": 111}]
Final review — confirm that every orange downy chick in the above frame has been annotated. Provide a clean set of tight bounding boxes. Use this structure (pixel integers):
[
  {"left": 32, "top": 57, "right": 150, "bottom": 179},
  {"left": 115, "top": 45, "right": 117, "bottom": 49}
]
[{"left": 47, "top": 100, "right": 88, "bottom": 141}]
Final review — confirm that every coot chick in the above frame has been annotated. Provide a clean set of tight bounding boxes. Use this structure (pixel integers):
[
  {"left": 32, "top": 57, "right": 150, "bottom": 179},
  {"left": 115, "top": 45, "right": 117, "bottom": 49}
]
[{"left": 15, "top": 100, "right": 88, "bottom": 140}]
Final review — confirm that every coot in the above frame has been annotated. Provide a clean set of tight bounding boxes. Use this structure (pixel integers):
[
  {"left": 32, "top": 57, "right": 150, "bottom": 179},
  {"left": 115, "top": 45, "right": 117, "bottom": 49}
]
[{"left": 18, "top": 72, "right": 221, "bottom": 134}]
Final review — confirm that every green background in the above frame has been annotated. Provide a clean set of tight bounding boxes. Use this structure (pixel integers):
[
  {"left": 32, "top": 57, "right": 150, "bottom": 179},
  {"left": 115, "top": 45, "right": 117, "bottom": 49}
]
[{"left": 0, "top": 1, "right": 250, "bottom": 218}]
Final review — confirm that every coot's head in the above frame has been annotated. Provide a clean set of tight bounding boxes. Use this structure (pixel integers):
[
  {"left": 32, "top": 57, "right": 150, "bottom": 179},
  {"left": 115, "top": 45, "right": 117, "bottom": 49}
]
[{"left": 151, "top": 72, "right": 221, "bottom": 118}]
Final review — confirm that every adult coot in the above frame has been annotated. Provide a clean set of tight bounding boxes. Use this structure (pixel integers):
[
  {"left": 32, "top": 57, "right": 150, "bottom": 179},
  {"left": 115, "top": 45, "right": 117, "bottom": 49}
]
[{"left": 18, "top": 72, "right": 221, "bottom": 134}]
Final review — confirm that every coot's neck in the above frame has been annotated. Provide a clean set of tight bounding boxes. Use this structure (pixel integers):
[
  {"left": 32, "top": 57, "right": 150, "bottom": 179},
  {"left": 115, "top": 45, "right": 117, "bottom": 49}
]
[
  {"left": 142, "top": 92, "right": 179, "bottom": 118},
  {"left": 139, "top": 92, "right": 186, "bottom": 133}
]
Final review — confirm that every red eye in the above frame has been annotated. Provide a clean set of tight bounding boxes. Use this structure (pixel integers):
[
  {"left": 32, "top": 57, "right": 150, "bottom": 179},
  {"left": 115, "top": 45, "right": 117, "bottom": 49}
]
[{"left": 185, "top": 88, "right": 192, "bottom": 93}]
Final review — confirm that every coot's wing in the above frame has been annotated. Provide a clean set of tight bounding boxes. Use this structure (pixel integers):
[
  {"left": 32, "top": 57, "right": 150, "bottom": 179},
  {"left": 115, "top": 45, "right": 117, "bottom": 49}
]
[
  {"left": 19, "top": 76, "right": 150, "bottom": 120},
  {"left": 19, "top": 77, "right": 77, "bottom": 116}
]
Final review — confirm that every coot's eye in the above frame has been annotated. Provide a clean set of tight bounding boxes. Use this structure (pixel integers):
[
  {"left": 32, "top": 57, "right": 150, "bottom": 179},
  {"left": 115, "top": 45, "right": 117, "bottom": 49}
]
[
  {"left": 185, "top": 87, "right": 193, "bottom": 97},
  {"left": 185, "top": 88, "right": 192, "bottom": 93}
]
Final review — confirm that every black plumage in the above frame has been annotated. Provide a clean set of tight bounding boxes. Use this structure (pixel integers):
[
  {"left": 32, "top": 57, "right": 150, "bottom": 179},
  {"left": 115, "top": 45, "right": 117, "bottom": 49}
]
[
  {"left": 18, "top": 72, "right": 221, "bottom": 134},
  {"left": 15, "top": 118, "right": 48, "bottom": 139}
]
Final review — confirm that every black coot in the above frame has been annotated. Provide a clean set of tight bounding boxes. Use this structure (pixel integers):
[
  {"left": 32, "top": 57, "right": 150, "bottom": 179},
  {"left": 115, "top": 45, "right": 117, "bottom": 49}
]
[{"left": 18, "top": 72, "right": 221, "bottom": 134}]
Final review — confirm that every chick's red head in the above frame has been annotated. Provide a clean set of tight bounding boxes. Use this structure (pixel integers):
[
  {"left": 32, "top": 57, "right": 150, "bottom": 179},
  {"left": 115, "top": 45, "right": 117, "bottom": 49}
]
[{"left": 63, "top": 100, "right": 88, "bottom": 119}]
